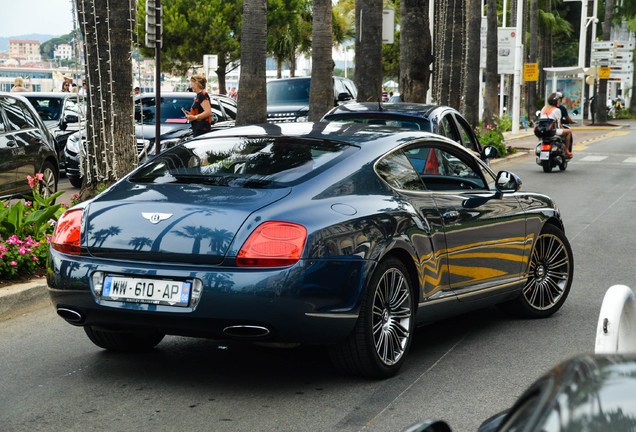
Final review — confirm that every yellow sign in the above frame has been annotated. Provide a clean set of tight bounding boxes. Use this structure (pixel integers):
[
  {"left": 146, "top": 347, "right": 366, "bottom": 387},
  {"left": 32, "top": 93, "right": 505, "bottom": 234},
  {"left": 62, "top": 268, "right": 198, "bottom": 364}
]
[
  {"left": 523, "top": 63, "right": 539, "bottom": 82},
  {"left": 599, "top": 66, "right": 611, "bottom": 79}
]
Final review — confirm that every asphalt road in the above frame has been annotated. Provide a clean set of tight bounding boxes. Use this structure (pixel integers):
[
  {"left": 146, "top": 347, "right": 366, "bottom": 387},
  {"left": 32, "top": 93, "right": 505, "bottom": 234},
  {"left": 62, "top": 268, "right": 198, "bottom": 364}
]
[{"left": 1, "top": 120, "right": 635, "bottom": 432}]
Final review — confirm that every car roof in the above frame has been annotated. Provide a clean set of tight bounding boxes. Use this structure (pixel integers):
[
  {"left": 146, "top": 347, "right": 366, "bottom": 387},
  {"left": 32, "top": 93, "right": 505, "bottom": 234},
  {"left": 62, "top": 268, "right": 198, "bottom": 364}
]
[
  {"left": 323, "top": 102, "right": 453, "bottom": 120},
  {"left": 198, "top": 121, "right": 470, "bottom": 160},
  {"left": 136, "top": 92, "right": 233, "bottom": 100},
  {"left": 21, "top": 92, "right": 83, "bottom": 99}
]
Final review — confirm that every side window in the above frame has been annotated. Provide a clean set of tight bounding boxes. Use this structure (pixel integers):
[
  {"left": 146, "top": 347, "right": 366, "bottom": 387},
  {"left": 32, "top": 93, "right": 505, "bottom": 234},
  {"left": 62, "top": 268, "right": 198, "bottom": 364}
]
[
  {"left": 437, "top": 115, "right": 460, "bottom": 143},
  {"left": 219, "top": 99, "right": 236, "bottom": 120},
  {"left": 210, "top": 100, "right": 223, "bottom": 120},
  {"left": 64, "top": 98, "right": 83, "bottom": 117},
  {"left": 0, "top": 97, "right": 35, "bottom": 130},
  {"left": 454, "top": 115, "right": 479, "bottom": 153},
  {"left": 404, "top": 144, "right": 487, "bottom": 191},
  {"left": 375, "top": 151, "right": 425, "bottom": 191}
]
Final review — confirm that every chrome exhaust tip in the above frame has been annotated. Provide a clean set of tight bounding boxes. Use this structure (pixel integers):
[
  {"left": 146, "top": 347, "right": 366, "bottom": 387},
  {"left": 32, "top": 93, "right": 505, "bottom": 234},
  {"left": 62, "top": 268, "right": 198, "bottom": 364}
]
[
  {"left": 57, "top": 307, "right": 84, "bottom": 324},
  {"left": 223, "top": 325, "right": 270, "bottom": 338}
]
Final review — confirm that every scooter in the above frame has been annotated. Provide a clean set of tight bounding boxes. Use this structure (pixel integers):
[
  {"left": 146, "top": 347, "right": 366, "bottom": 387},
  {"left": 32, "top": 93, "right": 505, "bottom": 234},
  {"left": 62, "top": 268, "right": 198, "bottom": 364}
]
[{"left": 534, "top": 118, "right": 570, "bottom": 173}]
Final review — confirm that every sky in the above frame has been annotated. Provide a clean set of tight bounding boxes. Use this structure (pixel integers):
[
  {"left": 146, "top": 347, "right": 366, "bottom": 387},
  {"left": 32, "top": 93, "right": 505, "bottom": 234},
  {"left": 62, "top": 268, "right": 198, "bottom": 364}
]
[{"left": 0, "top": 0, "right": 75, "bottom": 38}]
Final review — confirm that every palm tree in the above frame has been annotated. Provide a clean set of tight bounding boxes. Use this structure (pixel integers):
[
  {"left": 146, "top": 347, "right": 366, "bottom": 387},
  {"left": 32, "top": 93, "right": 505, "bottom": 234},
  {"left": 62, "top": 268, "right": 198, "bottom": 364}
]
[
  {"left": 482, "top": 0, "right": 499, "bottom": 131},
  {"left": 433, "top": 0, "right": 464, "bottom": 108},
  {"left": 596, "top": 0, "right": 615, "bottom": 124},
  {"left": 399, "top": 0, "right": 432, "bottom": 103},
  {"left": 75, "top": 0, "right": 138, "bottom": 197},
  {"left": 236, "top": 0, "right": 268, "bottom": 126},
  {"left": 308, "top": 0, "right": 334, "bottom": 121},
  {"left": 461, "top": 0, "right": 481, "bottom": 128},
  {"left": 354, "top": 0, "right": 383, "bottom": 102}
]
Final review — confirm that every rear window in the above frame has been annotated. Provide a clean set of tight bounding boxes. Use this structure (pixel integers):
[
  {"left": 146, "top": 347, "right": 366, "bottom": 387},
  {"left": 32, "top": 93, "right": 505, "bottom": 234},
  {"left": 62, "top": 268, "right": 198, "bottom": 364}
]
[
  {"left": 325, "top": 114, "right": 431, "bottom": 132},
  {"left": 135, "top": 96, "right": 194, "bottom": 124},
  {"left": 130, "top": 136, "right": 356, "bottom": 188},
  {"left": 267, "top": 80, "right": 310, "bottom": 105}
]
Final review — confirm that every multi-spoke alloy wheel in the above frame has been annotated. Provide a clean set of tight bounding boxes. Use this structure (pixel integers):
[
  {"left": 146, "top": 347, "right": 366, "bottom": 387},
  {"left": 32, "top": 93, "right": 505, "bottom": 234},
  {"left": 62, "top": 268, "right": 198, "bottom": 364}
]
[
  {"left": 503, "top": 224, "right": 573, "bottom": 318},
  {"left": 39, "top": 161, "right": 58, "bottom": 200},
  {"left": 371, "top": 267, "right": 412, "bottom": 366},
  {"left": 329, "top": 257, "right": 414, "bottom": 378}
]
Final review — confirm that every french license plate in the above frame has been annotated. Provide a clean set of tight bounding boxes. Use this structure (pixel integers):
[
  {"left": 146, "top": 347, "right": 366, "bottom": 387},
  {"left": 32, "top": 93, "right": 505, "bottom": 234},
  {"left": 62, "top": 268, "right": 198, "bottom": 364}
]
[
  {"left": 102, "top": 275, "right": 191, "bottom": 307},
  {"left": 539, "top": 151, "right": 550, "bottom": 161}
]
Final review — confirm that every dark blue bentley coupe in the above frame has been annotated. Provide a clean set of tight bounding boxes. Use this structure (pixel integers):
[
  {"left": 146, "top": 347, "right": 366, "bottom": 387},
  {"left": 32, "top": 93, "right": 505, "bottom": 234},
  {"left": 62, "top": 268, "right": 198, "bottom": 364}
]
[{"left": 48, "top": 122, "right": 573, "bottom": 378}]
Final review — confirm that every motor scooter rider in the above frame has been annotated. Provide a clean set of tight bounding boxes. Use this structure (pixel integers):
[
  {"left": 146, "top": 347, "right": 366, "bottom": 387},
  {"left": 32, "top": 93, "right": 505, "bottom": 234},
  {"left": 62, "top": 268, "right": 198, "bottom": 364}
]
[
  {"left": 540, "top": 92, "right": 572, "bottom": 158},
  {"left": 556, "top": 92, "right": 574, "bottom": 154}
]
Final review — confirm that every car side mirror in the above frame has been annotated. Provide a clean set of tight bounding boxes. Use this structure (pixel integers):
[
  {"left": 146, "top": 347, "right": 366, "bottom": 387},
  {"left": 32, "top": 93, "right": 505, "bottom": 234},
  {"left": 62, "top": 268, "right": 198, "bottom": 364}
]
[
  {"left": 64, "top": 114, "right": 79, "bottom": 124},
  {"left": 482, "top": 145, "right": 498, "bottom": 159},
  {"left": 495, "top": 170, "right": 522, "bottom": 193},
  {"left": 337, "top": 92, "right": 353, "bottom": 102},
  {"left": 402, "top": 420, "right": 452, "bottom": 432}
]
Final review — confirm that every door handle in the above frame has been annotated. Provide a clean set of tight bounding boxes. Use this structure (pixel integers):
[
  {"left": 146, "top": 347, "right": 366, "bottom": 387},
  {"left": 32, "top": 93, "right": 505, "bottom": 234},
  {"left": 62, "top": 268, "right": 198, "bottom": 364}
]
[{"left": 442, "top": 211, "right": 460, "bottom": 222}]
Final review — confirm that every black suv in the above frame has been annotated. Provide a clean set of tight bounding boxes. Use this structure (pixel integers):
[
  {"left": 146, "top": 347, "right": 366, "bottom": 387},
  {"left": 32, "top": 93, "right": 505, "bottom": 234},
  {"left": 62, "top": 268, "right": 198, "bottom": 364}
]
[
  {"left": 22, "top": 92, "right": 84, "bottom": 169},
  {"left": 266, "top": 76, "right": 357, "bottom": 122},
  {"left": 0, "top": 93, "right": 59, "bottom": 199}
]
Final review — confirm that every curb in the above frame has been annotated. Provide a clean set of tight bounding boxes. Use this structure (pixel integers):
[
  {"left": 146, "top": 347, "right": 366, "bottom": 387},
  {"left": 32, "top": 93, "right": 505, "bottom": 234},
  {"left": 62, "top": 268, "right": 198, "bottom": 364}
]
[{"left": 0, "top": 280, "right": 50, "bottom": 322}]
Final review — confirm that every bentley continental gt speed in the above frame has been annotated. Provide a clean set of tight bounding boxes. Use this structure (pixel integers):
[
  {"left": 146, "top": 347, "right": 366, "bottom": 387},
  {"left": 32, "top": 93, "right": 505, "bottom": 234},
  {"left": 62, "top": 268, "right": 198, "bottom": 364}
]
[{"left": 47, "top": 122, "right": 573, "bottom": 378}]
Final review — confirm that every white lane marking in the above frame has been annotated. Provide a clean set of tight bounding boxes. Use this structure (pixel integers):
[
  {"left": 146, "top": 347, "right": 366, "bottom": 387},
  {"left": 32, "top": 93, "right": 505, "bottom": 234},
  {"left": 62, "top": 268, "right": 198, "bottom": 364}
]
[
  {"left": 624, "top": 157, "right": 636, "bottom": 163},
  {"left": 580, "top": 155, "right": 608, "bottom": 162}
]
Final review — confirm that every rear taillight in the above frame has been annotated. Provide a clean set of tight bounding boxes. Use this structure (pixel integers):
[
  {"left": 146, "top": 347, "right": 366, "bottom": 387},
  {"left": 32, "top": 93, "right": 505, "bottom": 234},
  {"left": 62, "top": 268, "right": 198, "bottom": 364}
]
[
  {"left": 52, "top": 209, "right": 83, "bottom": 255},
  {"left": 237, "top": 221, "right": 307, "bottom": 267},
  {"left": 541, "top": 144, "right": 552, "bottom": 152}
]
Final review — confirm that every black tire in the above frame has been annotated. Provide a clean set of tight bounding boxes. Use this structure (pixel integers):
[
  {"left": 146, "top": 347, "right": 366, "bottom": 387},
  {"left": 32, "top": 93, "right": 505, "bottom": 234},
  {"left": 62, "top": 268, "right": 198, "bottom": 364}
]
[
  {"left": 541, "top": 160, "right": 552, "bottom": 173},
  {"left": 84, "top": 325, "right": 164, "bottom": 352},
  {"left": 559, "top": 158, "right": 568, "bottom": 171},
  {"left": 329, "top": 257, "right": 414, "bottom": 378},
  {"left": 68, "top": 175, "right": 83, "bottom": 188},
  {"left": 500, "top": 224, "right": 573, "bottom": 318},
  {"left": 39, "top": 161, "right": 58, "bottom": 200}
]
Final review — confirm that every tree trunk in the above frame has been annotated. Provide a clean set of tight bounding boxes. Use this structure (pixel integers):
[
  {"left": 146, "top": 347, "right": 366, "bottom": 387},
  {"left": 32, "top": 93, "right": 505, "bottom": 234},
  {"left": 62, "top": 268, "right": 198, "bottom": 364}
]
[
  {"left": 354, "top": 0, "right": 383, "bottom": 102},
  {"left": 400, "top": 0, "right": 432, "bottom": 103},
  {"left": 460, "top": 0, "right": 481, "bottom": 128},
  {"left": 236, "top": 0, "right": 268, "bottom": 125},
  {"left": 75, "top": 0, "right": 137, "bottom": 198},
  {"left": 217, "top": 57, "right": 228, "bottom": 95},
  {"left": 596, "top": 0, "right": 615, "bottom": 124},
  {"left": 528, "top": 0, "right": 538, "bottom": 116},
  {"left": 309, "top": 0, "right": 333, "bottom": 121},
  {"left": 434, "top": 0, "right": 464, "bottom": 108},
  {"left": 482, "top": 0, "right": 498, "bottom": 132}
]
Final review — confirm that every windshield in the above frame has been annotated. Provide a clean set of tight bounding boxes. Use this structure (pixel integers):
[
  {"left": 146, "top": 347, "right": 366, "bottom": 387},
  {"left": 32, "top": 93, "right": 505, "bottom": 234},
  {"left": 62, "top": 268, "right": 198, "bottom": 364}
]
[
  {"left": 324, "top": 113, "right": 432, "bottom": 132},
  {"left": 130, "top": 136, "right": 356, "bottom": 188},
  {"left": 135, "top": 96, "right": 194, "bottom": 125},
  {"left": 267, "top": 80, "right": 310, "bottom": 105},
  {"left": 24, "top": 96, "right": 84, "bottom": 121}
]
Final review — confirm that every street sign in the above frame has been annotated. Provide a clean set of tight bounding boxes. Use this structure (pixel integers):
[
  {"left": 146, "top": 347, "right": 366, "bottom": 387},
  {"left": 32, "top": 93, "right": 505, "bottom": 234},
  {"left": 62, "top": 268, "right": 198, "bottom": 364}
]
[
  {"left": 592, "top": 41, "right": 615, "bottom": 50},
  {"left": 610, "top": 72, "right": 633, "bottom": 81},
  {"left": 591, "top": 50, "right": 615, "bottom": 60},
  {"left": 523, "top": 63, "right": 539, "bottom": 81},
  {"left": 610, "top": 63, "right": 634, "bottom": 72},
  {"left": 615, "top": 41, "right": 635, "bottom": 50},
  {"left": 616, "top": 51, "right": 634, "bottom": 61},
  {"left": 382, "top": 10, "right": 395, "bottom": 44},
  {"left": 599, "top": 67, "right": 611, "bottom": 79}
]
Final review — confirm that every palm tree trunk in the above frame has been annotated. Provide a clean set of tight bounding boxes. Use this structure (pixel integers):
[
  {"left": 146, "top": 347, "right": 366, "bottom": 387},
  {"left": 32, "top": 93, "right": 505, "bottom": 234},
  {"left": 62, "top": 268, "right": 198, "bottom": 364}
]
[
  {"left": 354, "top": 0, "right": 383, "bottom": 102},
  {"left": 528, "top": 0, "right": 539, "bottom": 116},
  {"left": 308, "top": 0, "right": 333, "bottom": 121},
  {"left": 434, "top": 0, "right": 464, "bottom": 108},
  {"left": 461, "top": 0, "right": 481, "bottom": 128},
  {"left": 399, "top": 0, "right": 432, "bottom": 103},
  {"left": 236, "top": 0, "right": 268, "bottom": 125},
  {"left": 596, "top": 0, "right": 615, "bottom": 124},
  {"left": 75, "top": 0, "right": 137, "bottom": 197},
  {"left": 482, "top": 0, "right": 498, "bottom": 131}
]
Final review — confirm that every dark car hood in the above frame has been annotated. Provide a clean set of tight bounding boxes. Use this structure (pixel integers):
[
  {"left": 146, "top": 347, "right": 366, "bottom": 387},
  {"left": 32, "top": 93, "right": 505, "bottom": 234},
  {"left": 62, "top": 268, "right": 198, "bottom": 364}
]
[
  {"left": 83, "top": 181, "right": 291, "bottom": 264},
  {"left": 136, "top": 123, "right": 190, "bottom": 141},
  {"left": 267, "top": 103, "right": 309, "bottom": 115}
]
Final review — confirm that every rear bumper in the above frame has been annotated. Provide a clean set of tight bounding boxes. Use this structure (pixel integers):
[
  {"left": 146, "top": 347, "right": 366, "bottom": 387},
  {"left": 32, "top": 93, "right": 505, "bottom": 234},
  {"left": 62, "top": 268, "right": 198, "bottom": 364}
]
[{"left": 47, "top": 248, "right": 371, "bottom": 344}]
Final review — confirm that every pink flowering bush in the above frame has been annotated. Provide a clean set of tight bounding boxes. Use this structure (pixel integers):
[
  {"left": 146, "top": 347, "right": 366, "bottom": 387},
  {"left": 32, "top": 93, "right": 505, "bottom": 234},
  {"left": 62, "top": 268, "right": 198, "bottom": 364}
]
[{"left": 0, "top": 174, "right": 66, "bottom": 280}]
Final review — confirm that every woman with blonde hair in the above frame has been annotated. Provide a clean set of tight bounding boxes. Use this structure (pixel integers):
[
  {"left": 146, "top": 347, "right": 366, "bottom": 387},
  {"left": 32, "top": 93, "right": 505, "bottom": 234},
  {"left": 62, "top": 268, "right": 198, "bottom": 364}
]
[
  {"left": 10, "top": 77, "right": 31, "bottom": 92},
  {"left": 184, "top": 74, "right": 215, "bottom": 137}
]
